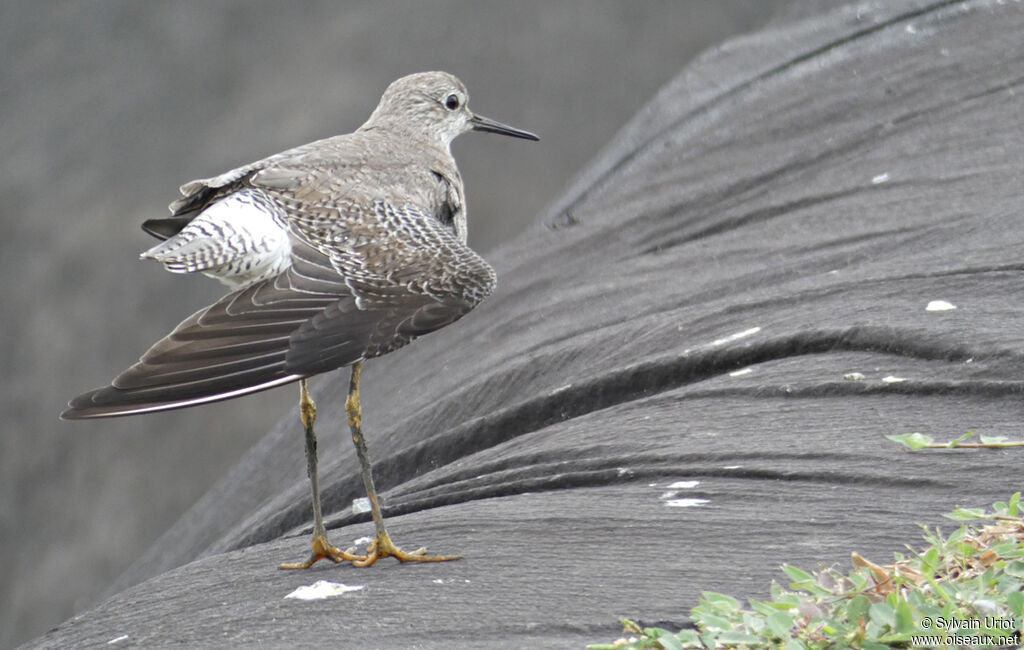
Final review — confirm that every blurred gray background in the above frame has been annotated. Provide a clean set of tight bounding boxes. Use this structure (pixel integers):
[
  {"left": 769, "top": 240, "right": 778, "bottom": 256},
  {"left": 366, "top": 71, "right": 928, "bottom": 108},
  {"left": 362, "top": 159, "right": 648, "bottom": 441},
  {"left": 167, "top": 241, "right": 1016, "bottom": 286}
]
[{"left": 1, "top": 2, "right": 792, "bottom": 647}]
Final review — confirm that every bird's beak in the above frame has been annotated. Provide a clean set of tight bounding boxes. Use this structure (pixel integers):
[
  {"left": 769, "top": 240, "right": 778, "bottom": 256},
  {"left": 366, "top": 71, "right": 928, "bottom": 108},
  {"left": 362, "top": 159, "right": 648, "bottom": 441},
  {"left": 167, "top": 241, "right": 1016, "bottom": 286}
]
[{"left": 469, "top": 114, "right": 539, "bottom": 141}]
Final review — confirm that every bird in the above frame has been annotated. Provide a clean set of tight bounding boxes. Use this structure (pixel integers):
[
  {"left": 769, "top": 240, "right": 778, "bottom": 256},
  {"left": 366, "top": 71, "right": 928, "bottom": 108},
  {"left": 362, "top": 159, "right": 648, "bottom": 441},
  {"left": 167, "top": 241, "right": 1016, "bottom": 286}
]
[{"left": 61, "top": 71, "right": 539, "bottom": 569}]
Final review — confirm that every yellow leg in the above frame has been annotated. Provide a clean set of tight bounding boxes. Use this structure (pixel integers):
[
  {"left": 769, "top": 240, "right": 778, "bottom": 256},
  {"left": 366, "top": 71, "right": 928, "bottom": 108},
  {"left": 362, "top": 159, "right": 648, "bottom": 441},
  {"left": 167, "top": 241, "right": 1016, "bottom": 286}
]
[
  {"left": 346, "top": 362, "right": 459, "bottom": 567},
  {"left": 280, "top": 378, "right": 363, "bottom": 569}
]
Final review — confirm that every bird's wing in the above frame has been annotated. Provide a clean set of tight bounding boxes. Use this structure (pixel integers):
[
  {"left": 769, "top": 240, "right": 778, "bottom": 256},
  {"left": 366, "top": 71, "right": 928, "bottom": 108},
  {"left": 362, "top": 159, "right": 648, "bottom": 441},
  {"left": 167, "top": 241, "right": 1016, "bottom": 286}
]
[
  {"left": 62, "top": 199, "right": 495, "bottom": 419},
  {"left": 284, "top": 196, "right": 496, "bottom": 374},
  {"left": 141, "top": 135, "right": 363, "bottom": 241},
  {"left": 141, "top": 162, "right": 267, "bottom": 241}
]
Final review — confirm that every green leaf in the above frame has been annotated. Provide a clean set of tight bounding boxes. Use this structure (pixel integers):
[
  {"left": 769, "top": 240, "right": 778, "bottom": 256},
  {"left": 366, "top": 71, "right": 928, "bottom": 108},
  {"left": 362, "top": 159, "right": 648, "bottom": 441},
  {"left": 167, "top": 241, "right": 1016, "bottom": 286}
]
[
  {"left": 904, "top": 589, "right": 927, "bottom": 608},
  {"left": 920, "top": 546, "right": 940, "bottom": 573},
  {"left": 782, "top": 565, "right": 814, "bottom": 584},
  {"left": 894, "top": 597, "right": 915, "bottom": 634},
  {"left": 676, "top": 629, "right": 701, "bottom": 644},
  {"left": 701, "top": 591, "right": 741, "bottom": 613},
  {"left": 998, "top": 545, "right": 1024, "bottom": 559},
  {"left": 656, "top": 633, "right": 684, "bottom": 650},
  {"left": 750, "top": 599, "right": 784, "bottom": 617},
  {"left": 868, "top": 602, "right": 895, "bottom": 629},
  {"left": 1010, "top": 492, "right": 1021, "bottom": 516},
  {"left": 955, "top": 541, "right": 977, "bottom": 558},
  {"left": 847, "top": 594, "right": 872, "bottom": 624},
  {"left": 886, "top": 433, "right": 934, "bottom": 450},
  {"left": 766, "top": 611, "right": 794, "bottom": 639},
  {"left": 946, "top": 525, "right": 968, "bottom": 544},
  {"left": 848, "top": 569, "right": 871, "bottom": 592},
  {"left": 1004, "top": 560, "right": 1024, "bottom": 578},
  {"left": 1007, "top": 590, "right": 1024, "bottom": 618},
  {"left": 741, "top": 611, "right": 765, "bottom": 634},
  {"left": 696, "top": 612, "right": 733, "bottom": 632},
  {"left": 988, "top": 540, "right": 1019, "bottom": 557},
  {"left": 950, "top": 431, "right": 976, "bottom": 446},
  {"left": 980, "top": 435, "right": 1008, "bottom": 445},
  {"left": 716, "top": 630, "right": 761, "bottom": 644},
  {"left": 945, "top": 507, "right": 987, "bottom": 522}
]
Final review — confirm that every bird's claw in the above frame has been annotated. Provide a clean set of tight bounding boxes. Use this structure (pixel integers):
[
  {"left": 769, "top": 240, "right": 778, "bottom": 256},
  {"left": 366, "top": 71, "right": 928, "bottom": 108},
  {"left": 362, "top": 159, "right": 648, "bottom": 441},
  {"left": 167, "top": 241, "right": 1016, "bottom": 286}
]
[
  {"left": 352, "top": 532, "right": 460, "bottom": 567},
  {"left": 279, "top": 533, "right": 365, "bottom": 569}
]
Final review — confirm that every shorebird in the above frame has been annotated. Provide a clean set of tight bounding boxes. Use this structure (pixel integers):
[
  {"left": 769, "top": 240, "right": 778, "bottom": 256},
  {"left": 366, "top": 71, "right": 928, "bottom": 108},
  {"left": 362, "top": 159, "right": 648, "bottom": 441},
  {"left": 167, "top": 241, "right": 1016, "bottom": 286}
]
[{"left": 62, "top": 71, "right": 538, "bottom": 568}]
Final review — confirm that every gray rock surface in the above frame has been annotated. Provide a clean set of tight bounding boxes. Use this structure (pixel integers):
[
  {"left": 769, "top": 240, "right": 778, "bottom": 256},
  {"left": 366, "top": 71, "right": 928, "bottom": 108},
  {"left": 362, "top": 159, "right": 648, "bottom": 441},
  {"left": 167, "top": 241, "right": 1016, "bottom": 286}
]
[{"left": 1, "top": 2, "right": 788, "bottom": 648}]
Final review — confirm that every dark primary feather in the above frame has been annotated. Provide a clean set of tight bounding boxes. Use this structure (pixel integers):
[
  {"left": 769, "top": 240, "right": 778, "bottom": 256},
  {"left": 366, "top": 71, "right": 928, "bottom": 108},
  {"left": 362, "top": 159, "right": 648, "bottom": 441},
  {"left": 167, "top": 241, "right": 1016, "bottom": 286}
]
[{"left": 141, "top": 215, "right": 194, "bottom": 241}]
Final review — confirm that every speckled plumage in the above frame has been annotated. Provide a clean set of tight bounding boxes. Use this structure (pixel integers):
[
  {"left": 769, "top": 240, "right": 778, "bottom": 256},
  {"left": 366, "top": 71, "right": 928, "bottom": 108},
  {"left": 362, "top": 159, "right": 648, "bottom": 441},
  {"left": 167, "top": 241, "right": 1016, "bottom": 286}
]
[{"left": 63, "top": 71, "right": 537, "bottom": 418}]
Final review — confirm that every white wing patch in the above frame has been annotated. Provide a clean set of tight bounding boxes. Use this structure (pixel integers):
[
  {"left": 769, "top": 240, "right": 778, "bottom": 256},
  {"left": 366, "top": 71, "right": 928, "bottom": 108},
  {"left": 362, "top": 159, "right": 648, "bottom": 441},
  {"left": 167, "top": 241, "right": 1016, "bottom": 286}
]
[{"left": 142, "top": 189, "right": 292, "bottom": 289}]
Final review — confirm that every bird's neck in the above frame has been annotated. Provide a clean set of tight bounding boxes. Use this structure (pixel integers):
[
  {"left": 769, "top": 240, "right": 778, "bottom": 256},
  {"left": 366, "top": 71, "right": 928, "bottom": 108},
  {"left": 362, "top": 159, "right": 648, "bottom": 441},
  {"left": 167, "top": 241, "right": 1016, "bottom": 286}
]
[{"left": 358, "top": 116, "right": 451, "bottom": 151}]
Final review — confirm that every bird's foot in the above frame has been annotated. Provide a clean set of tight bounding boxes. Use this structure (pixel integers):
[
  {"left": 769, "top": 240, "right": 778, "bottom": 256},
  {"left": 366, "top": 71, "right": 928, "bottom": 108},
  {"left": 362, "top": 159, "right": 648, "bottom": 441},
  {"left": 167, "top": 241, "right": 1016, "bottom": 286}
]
[
  {"left": 353, "top": 530, "right": 460, "bottom": 568},
  {"left": 279, "top": 532, "right": 364, "bottom": 570}
]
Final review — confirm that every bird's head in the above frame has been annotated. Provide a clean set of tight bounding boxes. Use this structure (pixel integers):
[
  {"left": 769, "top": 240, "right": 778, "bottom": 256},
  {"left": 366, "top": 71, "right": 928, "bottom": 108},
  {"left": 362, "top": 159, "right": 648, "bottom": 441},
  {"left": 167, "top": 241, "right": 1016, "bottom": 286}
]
[{"left": 363, "top": 71, "right": 539, "bottom": 147}]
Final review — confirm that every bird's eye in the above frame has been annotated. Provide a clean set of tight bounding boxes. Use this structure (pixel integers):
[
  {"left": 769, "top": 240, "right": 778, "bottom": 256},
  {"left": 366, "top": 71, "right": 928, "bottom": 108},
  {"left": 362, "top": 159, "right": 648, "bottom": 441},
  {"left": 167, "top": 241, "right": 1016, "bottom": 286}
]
[{"left": 445, "top": 94, "right": 460, "bottom": 110}]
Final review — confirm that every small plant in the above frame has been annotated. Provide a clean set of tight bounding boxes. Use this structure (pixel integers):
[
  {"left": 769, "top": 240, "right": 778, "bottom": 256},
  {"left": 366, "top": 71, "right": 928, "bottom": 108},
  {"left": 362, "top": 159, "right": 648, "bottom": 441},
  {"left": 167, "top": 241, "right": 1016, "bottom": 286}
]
[
  {"left": 887, "top": 431, "right": 1024, "bottom": 450},
  {"left": 589, "top": 495, "right": 1024, "bottom": 649}
]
